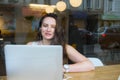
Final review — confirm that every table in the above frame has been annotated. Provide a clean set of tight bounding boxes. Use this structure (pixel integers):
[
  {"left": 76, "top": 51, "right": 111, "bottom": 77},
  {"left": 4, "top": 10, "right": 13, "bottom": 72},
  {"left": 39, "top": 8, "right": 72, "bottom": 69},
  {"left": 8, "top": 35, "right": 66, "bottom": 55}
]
[
  {"left": 0, "top": 64, "right": 120, "bottom": 80},
  {"left": 67, "top": 64, "right": 120, "bottom": 80}
]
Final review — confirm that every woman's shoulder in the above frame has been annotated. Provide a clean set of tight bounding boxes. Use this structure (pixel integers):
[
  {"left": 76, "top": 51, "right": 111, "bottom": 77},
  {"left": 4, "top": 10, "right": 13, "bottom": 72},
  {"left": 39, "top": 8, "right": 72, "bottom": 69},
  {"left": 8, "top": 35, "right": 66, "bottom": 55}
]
[
  {"left": 65, "top": 44, "right": 79, "bottom": 53},
  {"left": 65, "top": 44, "right": 75, "bottom": 50},
  {"left": 65, "top": 44, "right": 74, "bottom": 48}
]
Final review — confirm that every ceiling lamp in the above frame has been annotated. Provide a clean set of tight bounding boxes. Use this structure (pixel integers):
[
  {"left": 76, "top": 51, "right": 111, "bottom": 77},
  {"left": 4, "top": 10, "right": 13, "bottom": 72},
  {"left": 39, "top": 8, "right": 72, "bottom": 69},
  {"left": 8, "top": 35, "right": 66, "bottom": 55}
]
[
  {"left": 45, "top": 6, "right": 54, "bottom": 13},
  {"left": 69, "top": 0, "right": 82, "bottom": 7},
  {"left": 56, "top": 1, "right": 66, "bottom": 12}
]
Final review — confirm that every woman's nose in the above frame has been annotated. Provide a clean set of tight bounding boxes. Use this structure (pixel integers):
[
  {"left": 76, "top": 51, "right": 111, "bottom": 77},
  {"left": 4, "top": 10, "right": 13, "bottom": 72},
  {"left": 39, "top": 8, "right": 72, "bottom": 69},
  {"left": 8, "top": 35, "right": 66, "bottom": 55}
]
[{"left": 47, "top": 27, "right": 51, "bottom": 31}]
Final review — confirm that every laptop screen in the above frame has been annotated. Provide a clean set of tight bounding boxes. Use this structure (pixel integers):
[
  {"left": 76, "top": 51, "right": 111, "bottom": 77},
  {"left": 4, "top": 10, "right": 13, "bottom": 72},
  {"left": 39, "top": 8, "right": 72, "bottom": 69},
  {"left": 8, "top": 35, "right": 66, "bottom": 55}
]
[{"left": 4, "top": 45, "right": 63, "bottom": 80}]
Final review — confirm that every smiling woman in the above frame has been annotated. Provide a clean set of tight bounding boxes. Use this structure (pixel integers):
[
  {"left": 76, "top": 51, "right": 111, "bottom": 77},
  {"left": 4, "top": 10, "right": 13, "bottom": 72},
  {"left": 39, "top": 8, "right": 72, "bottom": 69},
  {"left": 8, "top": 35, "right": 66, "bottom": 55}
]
[{"left": 27, "top": 13, "right": 95, "bottom": 72}]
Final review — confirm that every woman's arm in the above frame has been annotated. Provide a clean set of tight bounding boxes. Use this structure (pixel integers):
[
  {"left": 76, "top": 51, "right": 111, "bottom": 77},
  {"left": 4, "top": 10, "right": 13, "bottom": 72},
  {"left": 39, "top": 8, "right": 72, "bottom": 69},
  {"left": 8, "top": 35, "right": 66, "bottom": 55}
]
[{"left": 64, "top": 44, "right": 95, "bottom": 72}]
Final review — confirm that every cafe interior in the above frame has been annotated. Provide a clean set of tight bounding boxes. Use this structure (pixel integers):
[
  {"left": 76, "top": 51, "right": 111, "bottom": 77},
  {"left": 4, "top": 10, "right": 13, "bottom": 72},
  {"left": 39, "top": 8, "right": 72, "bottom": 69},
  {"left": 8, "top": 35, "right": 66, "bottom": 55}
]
[{"left": 0, "top": 0, "right": 120, "bottom": 80}]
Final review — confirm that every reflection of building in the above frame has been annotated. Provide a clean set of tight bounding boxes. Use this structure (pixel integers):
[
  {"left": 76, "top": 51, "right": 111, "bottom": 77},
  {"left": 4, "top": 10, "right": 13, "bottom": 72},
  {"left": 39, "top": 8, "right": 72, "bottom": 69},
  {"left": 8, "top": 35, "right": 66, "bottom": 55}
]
[
  {"left": 101, "top": 0, "right": 120, "bottom": 28},
  {"left": 68, "top": 0, "right": 104, "bottom": 33},
  {"left": 68, "top": 0, "right": 120, "bottom": 57},
  {"left": 0, "top": 0, "right": 120, "bottom": 44},
  {"left": 68, "top": 0, "right": 120, "bottom": 30}
]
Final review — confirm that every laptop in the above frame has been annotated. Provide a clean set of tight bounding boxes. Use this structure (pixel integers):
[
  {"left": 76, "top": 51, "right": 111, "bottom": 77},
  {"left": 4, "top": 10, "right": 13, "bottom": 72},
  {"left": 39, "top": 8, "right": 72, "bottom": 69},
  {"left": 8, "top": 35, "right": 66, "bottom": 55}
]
[{"left": 4, "top": 45, "right": 63, "bottom": 80}]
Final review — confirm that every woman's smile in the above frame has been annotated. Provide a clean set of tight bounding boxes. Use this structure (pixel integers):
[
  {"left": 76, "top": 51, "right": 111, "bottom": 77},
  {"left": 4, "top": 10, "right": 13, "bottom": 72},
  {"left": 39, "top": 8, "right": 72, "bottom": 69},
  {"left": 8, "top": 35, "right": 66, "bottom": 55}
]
[{"left": 45, "top": 32, "right": 52, "bottom": 37}]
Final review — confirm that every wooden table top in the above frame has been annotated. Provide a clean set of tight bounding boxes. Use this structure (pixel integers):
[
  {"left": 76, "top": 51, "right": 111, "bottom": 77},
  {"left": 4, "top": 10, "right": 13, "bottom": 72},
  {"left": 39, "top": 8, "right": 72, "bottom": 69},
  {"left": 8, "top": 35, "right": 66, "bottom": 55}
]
[
  {"left": 66, "top": 64, "right": 120, "bottom": 80},
  {"left": 0, "top": 64, "right": 120, "bottom": 80}
]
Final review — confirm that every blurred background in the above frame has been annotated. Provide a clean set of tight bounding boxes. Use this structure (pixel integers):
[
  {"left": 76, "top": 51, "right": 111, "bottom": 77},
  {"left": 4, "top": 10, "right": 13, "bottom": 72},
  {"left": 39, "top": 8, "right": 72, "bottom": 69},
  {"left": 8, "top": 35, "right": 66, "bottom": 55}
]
[{"left": 0, "top": 0, "right": 120, "bottom": 75}]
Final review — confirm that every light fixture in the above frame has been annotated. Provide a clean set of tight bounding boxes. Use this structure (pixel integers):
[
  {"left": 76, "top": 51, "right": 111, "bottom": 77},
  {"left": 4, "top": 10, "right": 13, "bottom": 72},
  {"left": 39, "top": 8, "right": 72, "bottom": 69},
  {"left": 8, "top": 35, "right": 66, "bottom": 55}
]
[
  {"left": 45, "top": 5, "right": 54, "bottom": 13},
  {"left": 56, "top": 1, "right": 66, "bottom": 12},
  {"left": 29, "top": 4, "right": 56, "bottom": 13},
  {"left": 69, "top": 0, "right": 82, "bottom": 7},
  {"left": 29, "top": 4, "right": 47, "bottom": 8}
]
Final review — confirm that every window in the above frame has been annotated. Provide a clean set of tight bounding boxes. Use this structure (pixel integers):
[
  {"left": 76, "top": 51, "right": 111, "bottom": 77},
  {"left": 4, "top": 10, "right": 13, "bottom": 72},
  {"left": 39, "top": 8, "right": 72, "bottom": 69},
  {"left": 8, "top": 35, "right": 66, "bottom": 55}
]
[
  {"left": 95, "top": 0, "right": 100, "bottom": 9},
  {"left": 108, "top": 0, "right": 113, "bottom": 11},
  {"left": 8, "top": 0, "right": 18, "bottom": 3},
  {"left": 87, "top": 0, "right": 91, "bottom": 9}
]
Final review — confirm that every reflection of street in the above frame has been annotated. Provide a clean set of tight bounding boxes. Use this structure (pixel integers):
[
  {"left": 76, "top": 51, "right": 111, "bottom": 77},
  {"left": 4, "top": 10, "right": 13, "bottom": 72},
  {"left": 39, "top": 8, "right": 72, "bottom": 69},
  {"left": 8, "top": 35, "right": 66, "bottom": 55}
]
[
  {"left": 106, "top": 49, "right": 120, "bottom": 64},
  {"left": 90, "top": 44, "right": 120, "bottom": 65},
  {"left": 69, "top": 27, "right": 96, "bottom": 55}
]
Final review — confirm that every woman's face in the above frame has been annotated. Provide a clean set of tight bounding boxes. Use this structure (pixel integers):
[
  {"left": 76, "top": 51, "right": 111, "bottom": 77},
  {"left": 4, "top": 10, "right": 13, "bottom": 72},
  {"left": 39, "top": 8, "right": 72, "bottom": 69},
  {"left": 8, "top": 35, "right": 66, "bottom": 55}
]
[{"left": 40, "top": 17, "right": 56, "bottom": 40}]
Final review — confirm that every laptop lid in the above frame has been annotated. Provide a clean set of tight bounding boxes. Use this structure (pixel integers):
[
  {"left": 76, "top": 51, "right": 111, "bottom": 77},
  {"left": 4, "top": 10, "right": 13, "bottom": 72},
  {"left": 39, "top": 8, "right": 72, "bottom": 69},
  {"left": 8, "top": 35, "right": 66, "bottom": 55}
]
[{"left": 4, "top": 45, "right": 63, "bottom": 80}]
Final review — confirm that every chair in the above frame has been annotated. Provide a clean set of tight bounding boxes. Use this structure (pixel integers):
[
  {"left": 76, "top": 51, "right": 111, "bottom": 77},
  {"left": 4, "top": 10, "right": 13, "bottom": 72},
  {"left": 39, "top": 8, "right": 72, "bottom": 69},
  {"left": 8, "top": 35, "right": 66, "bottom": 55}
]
[{"left": 88, "top": 57, "right": 104, "bottom": 67}]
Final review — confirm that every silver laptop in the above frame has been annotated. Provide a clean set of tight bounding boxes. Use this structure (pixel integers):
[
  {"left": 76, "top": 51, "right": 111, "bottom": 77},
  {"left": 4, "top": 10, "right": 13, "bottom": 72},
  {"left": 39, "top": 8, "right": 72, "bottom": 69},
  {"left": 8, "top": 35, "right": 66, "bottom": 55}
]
[{"left": 4, "top": 45, "right": 63, "bottom": 80}]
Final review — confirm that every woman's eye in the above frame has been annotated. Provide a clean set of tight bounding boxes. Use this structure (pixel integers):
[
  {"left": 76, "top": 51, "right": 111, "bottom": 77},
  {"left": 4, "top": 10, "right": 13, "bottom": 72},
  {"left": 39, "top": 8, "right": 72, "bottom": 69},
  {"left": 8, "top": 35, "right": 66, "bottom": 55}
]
[{"left": 43, "top": 24, "right": 47, "bottom": 27}]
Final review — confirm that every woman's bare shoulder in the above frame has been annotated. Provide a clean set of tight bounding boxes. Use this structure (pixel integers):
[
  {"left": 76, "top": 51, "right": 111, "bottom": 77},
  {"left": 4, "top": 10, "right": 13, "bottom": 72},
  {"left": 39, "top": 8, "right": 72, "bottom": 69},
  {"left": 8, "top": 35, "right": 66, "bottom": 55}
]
[
  {"left": 65, "top": 44, "right": 75, "bottom": 49},
  {"left": 65, "top": 44, "right": 77, "bottom": 53},
  {"left": 65, "top": 44, "right": 84, "bottom": 56}
]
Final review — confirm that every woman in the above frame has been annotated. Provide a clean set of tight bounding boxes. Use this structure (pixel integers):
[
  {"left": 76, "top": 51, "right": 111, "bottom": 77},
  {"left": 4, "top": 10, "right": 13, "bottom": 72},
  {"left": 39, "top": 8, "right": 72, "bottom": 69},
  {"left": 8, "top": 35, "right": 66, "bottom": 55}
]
[{"left": 27, "top": 13, "right": 95, "bottom": 72}]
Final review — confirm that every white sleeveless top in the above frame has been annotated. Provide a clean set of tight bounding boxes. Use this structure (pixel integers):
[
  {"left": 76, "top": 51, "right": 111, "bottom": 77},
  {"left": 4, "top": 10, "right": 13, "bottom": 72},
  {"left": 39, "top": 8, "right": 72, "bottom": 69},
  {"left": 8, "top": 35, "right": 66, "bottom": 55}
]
[{"left": 31, "top": 41, "right": 40, "bottom": 45}]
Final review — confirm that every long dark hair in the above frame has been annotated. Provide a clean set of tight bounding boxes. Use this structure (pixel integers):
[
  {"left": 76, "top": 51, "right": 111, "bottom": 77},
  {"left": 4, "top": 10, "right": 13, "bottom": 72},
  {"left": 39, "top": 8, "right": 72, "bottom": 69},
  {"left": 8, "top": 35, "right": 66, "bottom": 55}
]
[{"left": 37, "top": 13, "right": 68, "bottom": 63}]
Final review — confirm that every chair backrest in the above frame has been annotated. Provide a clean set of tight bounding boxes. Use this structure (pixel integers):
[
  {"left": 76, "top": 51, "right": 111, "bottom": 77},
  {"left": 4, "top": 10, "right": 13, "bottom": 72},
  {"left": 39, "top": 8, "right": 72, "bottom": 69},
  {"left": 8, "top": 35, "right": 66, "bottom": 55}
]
[{"left": 88, "top": 57, "right": 104, "bottom": 67}]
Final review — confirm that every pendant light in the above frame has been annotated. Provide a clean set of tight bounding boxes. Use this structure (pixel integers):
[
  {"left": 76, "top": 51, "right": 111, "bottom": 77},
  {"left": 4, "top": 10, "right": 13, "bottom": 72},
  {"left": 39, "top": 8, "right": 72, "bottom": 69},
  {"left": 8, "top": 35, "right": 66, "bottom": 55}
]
[
  {"left": 45, "top": 5, "right": 54, "bottom": 13},
  {"left": 56, "top": 1, "right": 66, "bottom": 12},
  {"left": 69, "top": 0, "right": 82, "bottom": 7}
]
